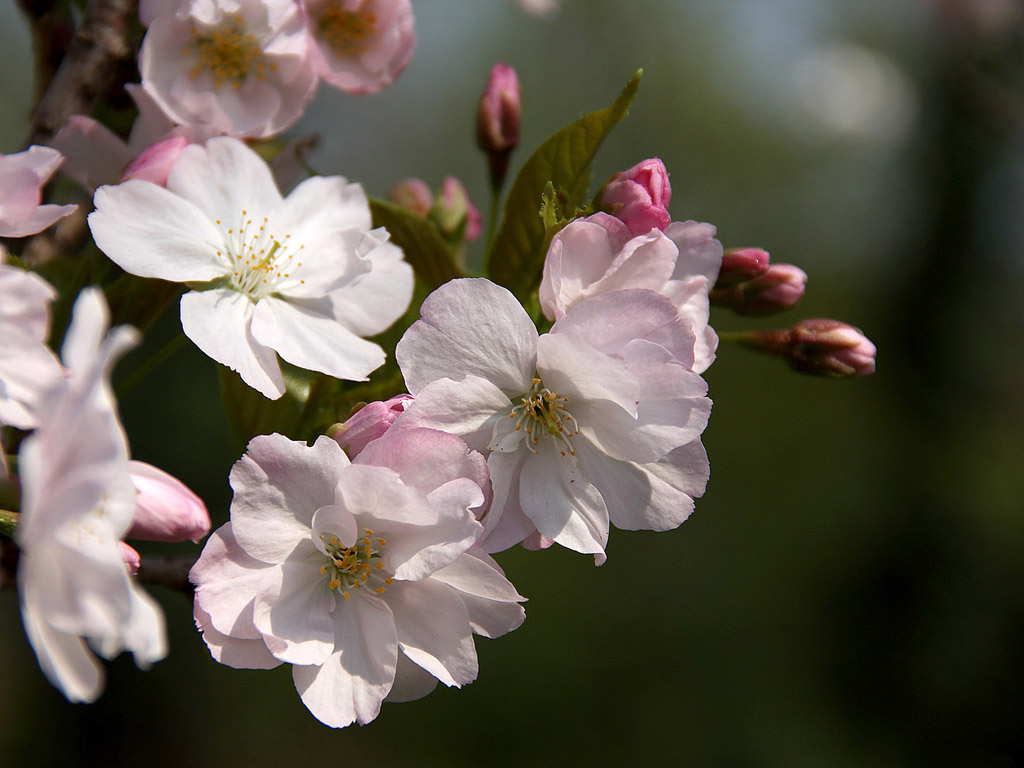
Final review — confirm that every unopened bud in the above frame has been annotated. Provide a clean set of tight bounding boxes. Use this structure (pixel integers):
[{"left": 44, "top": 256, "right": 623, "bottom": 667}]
[
  {"left": 436, "top": 176, "right": 482, "bottom": 242},
  {"left": 710, "top": 263, "right": 807, "bottom": 316},
  {"left": 390, "top": 177, "right": 434, "bottom": 218},
  {"left": 715, "top": 247, "right": 771, "bottom": 288},
  {"left": 477, "top": 62, "right": 521, "bottom": 188},
  {"left": 329, "top": 394, "right": 414, "bottom": 458},
  {"left": 127, "top": 460, "right": 211, "bottom": 543},
  {"left": 599, "top": 158, "right": 672, "bottom": 236},
  {"left": 744, "top": 318, "right": 876, "bottom": 377},
  {"left": 120, "top": 136, "right": 189, "bottom": 187}
]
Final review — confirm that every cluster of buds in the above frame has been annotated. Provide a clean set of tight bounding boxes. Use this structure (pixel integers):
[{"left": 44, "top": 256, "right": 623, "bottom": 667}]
[
  {"left": 710, "top": 247, "right": 807, "bottom": 316},
  {"left": 390, "top": 176, "right": 482, "bottom": 246}
]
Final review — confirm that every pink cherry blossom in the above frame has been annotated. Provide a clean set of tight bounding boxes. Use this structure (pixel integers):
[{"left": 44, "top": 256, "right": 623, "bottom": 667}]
[
  {"left": 16, "top": 289, "right": 166, "bottom": 703},
  {"left": 599, "top": 158, "right": 672, "bottom": 236},
  {"left": 140, "top": 0, "right": 318, "bottom": 138},
  {"left": 396, "top": 278, "right": 712, "bottom": 563},
  {"left": 302, "top": 0, "right": 415, "bottom": 94},
  {"left": 0, "top": 146, "right": 77, "bottom": 237},
  {"left": 540, "top": 213, "right": 723, "bottom": 374},
  {"left": 190, "top": 428, "right": 522, "bottom": 728}
]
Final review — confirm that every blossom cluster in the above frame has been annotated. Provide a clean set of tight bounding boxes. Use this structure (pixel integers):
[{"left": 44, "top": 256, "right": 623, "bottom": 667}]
[{"left": 0, "top": 0, "right": 876, "bottom": 733}]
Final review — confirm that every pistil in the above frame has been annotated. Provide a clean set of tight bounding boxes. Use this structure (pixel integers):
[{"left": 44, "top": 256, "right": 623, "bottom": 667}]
[{"left": 509, "top": 377, "right": 579, "bottom": 456}]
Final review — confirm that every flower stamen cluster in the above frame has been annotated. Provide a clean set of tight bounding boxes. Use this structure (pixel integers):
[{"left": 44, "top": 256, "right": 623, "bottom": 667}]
[
  {"left": 509, "top": 376, "right": 579, "bottom": 457},
  {"left": 318, "top": 528, "right": 394, "bottom": 599},
  {"left": 317, "top": 2, "right": 378, "bottom": 57},
  {"left": 215, "top": 210, "right": 305, "bottom": 300},
  {"left": 187, "top": 16, "right": 274, "bottom": 88}
]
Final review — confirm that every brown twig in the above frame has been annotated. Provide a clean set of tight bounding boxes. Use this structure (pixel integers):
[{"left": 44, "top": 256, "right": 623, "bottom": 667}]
[
  {"left": 136, "top": 554, "right": 196, "bottom": 595},
  {"left": 26, "top": 0, "right": 139, "bottom": 147}
]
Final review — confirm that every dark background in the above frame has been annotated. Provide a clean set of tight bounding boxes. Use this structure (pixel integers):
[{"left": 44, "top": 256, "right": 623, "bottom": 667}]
[{"left": 2, "top": 0, "right": 1024, "bottom": 765}]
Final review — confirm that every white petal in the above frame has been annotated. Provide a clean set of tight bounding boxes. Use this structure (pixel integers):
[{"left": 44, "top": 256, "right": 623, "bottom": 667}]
[
  {"left": 253, "top": 555, "right": 336, "bottom": 666},
  {"left": 292, "top": 594, "right": 397, "bottom": 728},
  {"left": 166, "top": 137, "right": 282, "bottom": 226},
  {"left": 397, "top": 278, "right": 536, "bottom": 395},
  {"left": 180, "top": 289, "right": 285, "bottom": 399},
  {"left": 328, "top": 241, "right": 414, "bottom": 337},
  {"left": 194, "top": 603, "right": 281, "bottom": 670},
  {"left": 89, "top": 180, "right": 227, "bottom": 282},
  {"left": 394, "top": 375, "right": 511, "bottom": 454},
  {"left": 230, "top": 434, "right": 346, "bottom": 564},
  {"left": 20, "top": 596, "right": 103, "bottom": 704},
  {"left": 250, "top": 296, "right": 385, "bottom": 382},
  {"left": 268, "top": 174, "right": 371, "bottom": 242},
  {"left": 385, "top": 650, "right": 439, "bottom": 703},
  {"left": 519, "top": 443, "right": 608, "bottom": 558},
  {"left": 478, "top": 451, "right": 539, "bottom": 553},
  {"left": 190, "top": 523, "right": 269, "bottom": 641},
  {"left": 384, "top": 579, "right": 477, "bottom": 688}
]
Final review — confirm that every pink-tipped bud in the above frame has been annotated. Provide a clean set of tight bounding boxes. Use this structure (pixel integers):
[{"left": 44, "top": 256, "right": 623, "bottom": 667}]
[
  {"left": 127, "top": 461, "right": 211, "bottom": 543},
  {"left": 390, "top": 177, "right": 434, "bottom": 218},
  {"left": 599, "top": 158, "right": 672, "bottom": 236},
  {"left": 744, "top": 319, "right": 876, "bottom": 377},
  {"left": 119, "top": 541, "right": 142, "bottom": 575},
  {"left": 477, "top": 62, "right": 521, "bottom": 188},
  {"left": 715, "top": 247, "right": 771, "bottom": 288},
  {"left": 329, "top": 394, "right": 414, "bottom": 458},
  {"left": 710, "top": 263, "right": 807, "bottom": 316},
  {"left": 437, "top": 176, "right": 482, "bottom": 242},
  {"left": 120, "top": 136, "right": 189, "bottom": 187}
]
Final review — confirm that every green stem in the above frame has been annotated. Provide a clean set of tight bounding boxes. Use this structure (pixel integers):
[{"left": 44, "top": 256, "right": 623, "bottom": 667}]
[
  {"left": 717, "top": 331, "right": 751, "bottom": 344},
  {"left": 485, "top": 182, "right": 502, "bottom": 253},
  {"left": 0, "top": 509, "right": 18, "bottom": 539},
  {"left": 116, "top": 333, "right": 186, "bottom": 399}
]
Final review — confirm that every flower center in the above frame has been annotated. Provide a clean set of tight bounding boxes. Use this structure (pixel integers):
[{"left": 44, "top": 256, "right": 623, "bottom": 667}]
[
  {"left": 188, "top": 16, "right": 274, "bottom": 88},
  {"left": 509, "top": 377, "right": 580, "bottom": 457},
  {"left": 319, "top": 528, "right": 393, "bottom": 601},
  {"left": 317, "top": 1, "right": 377, "bottom": 56},
  {"left": 216, "top": 210, "right": 305, "bottom": 301}
]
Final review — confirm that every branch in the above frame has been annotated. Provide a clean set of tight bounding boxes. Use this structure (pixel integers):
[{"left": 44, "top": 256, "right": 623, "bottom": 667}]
[
  {"left": 26, "top": 0, "right": 139, "bottom": 146},
  {"left": 136, "top": 554, "right": 196, "bottom": 595}
]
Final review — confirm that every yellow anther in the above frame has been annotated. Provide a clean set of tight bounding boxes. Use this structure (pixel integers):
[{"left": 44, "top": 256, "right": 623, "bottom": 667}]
[
  {"left": 343, "top": 591, "right": 350, "bottom": 600},
  {"left": 377, "top": 538, "right": 386, "bottom": 546},
  {"left": 375, "top": 587, "right": 385, "bottom": 594}
]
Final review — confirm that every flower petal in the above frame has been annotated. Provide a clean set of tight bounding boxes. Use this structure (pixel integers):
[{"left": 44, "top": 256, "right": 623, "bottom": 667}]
[
  {"left": 292, "top": 594, "right": 397, "bottom": 728},
  {"left": 89, "top": 180, "right": 227, "bottom": 282},
  {"left": 385, "top": 650, "right": 439, "bottom": 703},
  {"left": 250, "top": 296, "right": 385, "bottom": 383},
  {"left": 385, "top": 579, "right": 477, "bottom": 688},
  {"left": 394, "top": 375, "right": 511, "bottom": 454},
  {"left": 194, "top": 603, "right": 281, "bottom": 670},
  {"left": 230, "top": 434, "right": 347, "bottom": 563},
  {"left": 253, "top": 555, "right": 336, "bottom": 666},
  {"left": 397, "top": 278, "right": 536, "bottom": 395},
  {"left": 180, "top": 289, "right": 285, "bottom": 399},
  {"left": 190, "top": 523, "right": 266, "bottom": 640},
  {"left": 327, "top": 240, "right": 414, "bottom": 337}
]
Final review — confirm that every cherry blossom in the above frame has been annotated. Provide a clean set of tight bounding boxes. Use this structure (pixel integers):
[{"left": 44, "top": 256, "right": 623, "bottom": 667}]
[
  {"left": 0, "top": 146, "right": 77, "bottom": 237},
  {"left": 395, "top": 278, "right": 712, "bottom": 562},
  {"left": 540, "top": 212, "right": 723, "bottom": 374},
  {"left": 139, "top": 0, "right": 318, "bottom": 137},
  {"left": 88, "top": 136, "right": 412, "bottom": 399},
  {"left": 302, "top": 0, "right": 415, "bottom": 94},
  {"left": 191, "top": 429, "right": 523, "bottom": 728},
  {"left": 16, "top": 289, "right": 167, "bottom": 703}
]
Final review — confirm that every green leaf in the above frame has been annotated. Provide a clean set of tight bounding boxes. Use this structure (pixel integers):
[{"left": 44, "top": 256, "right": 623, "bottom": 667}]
[
  {"left": 486, "top": 69, "right": 642, "bottom": 300},
  {"left": 370, "top": 198, "right": 464, "bottom": 289}
]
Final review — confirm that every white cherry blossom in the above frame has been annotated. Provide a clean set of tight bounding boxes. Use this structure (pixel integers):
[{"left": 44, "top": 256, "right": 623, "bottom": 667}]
[
  {"left": 88, "top": 136, "right": 412, "bottom": 399},
  {"left": 16, "top": 289, "right": 167, "bottom": 703}
]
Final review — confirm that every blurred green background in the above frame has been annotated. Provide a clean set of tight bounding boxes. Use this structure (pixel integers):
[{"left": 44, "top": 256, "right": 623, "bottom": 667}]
[{"left": 3, "top": 0, "right": 1024, "bottom": 765}]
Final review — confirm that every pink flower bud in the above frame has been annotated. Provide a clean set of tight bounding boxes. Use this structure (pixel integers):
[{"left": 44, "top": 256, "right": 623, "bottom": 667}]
[
  {"left": 715, "top": 247, "right": 771, "bottom": 288},
  {"left": 330, "top": 394, "right": 414, "bottom": 458},
  {"left": 477, "top": 62, "right": 521, "bottom": 188},
  {"left": 120, "top": 135, "right": 189, "bottom": 187},
  {"left": 127, "top": 460, "right": 210, "bottom": 543},
  {"left": 743, "top": 319, "right": 876, "bottom": 377},
  {"left": 119, "top": 541, "right": 142, "bottom": 575},
  {"left": 390, "top": 177, "right": 434, "bottom": 218},
  {"left": 437, "top": 176, "right": 482, "bottom": 242},
  {"left": 599, "top": 158, "right": 672, "bottom": 236},
  {"left": 710, "top": 263, "right": 807, "bottom": 316}
]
